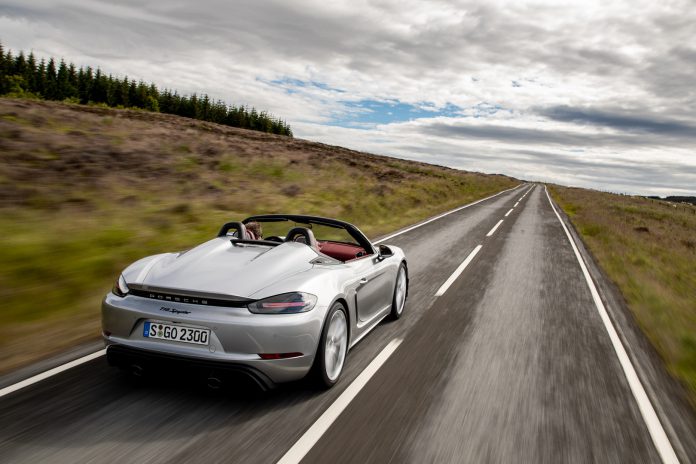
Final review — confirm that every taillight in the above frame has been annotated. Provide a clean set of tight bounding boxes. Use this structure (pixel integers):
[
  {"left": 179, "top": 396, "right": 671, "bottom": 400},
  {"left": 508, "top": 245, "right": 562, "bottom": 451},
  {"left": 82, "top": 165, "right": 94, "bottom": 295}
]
[
  {"left": 247, "top": 292, "right": 317, "bottom": 314},
  {"left": 112, "top": 275, "right": 129, "bottom": 297}
]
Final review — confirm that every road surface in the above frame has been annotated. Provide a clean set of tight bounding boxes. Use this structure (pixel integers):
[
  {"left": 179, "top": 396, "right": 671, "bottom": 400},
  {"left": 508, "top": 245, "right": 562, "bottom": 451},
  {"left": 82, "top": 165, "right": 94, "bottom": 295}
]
[{"left": 1, "top": 184, "right": 694, "bottom": 464}]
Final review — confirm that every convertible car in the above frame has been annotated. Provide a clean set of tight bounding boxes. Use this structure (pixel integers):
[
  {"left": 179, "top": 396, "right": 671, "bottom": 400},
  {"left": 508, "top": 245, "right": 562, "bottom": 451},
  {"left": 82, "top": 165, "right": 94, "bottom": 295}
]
[{"left": 102, "top": 214, "right": 408, "bottom": 389}]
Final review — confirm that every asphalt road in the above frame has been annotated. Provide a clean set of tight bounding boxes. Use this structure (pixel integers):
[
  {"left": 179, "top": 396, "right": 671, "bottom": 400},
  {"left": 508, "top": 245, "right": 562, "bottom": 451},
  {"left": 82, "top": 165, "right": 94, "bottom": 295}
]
[{"left": 1, "top": 184, "right": 694, "bottom": 464}]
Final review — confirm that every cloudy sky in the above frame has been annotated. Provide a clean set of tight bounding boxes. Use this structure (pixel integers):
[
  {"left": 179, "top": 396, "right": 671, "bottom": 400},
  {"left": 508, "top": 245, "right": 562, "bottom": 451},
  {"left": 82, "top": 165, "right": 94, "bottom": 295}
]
[{"left": 2, "top": 0, "right": 695, "bottom": 195}]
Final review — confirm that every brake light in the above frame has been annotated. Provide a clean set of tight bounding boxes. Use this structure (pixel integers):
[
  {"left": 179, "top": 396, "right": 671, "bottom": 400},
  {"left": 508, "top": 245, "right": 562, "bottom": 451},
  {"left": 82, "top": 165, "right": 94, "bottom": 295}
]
[
  {"left": 247, "top": 292, "right": 318, "bottom": 314},
  {"left": 112, "top": 275, "right": 129, "bottom": 297},
  {"left": 261, "top": 302, "right": 306, "bottom": 308}
]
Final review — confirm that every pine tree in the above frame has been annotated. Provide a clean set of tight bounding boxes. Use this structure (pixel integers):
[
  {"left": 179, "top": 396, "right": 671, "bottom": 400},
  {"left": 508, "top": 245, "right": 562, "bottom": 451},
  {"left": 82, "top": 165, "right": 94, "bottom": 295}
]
[
  {"left": 36, "top": 59, "right": 47, "bottom": 97},
  {"left": 113, "top": 76, "right": 127, "bottom": 106},
  {"left": 91, "top": 68, "right": 108, "bottom": 103},
  {"left": 128, "top": 79, "right": 137, "bottom": 108},
  {"left": 0, "top": 42, "right": 293, "bottom": 136},
  {"left": 25, "top": 53, "right": 37, "bottom": 93},
  {"left": 0, "top": 43, "right": 7, "bottom": 94},
  {"left": 67, "top": 63, "right": 78, "bottom": 97},
  {"left": 135, "top": 81, "right": 148, "bottom": 109},
  {"left": 45, "top": 58, "right": 57, "bottom": 99},
  {"left": 14, "top": 51, "right": 26, "bottom": 77},
  {"left": 77, "top": 66, "right": 92, "bottom": 103},
  {"left": 56, "top": 59, "right": 71, "bottom": 100}
]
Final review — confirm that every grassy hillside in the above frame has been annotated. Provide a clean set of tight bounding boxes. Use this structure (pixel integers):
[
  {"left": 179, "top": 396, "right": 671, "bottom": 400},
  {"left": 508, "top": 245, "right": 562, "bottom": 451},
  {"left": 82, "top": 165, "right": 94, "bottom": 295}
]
[
  {"left": 0, "top": 98, "right": 518, "bottom": 373},
  {"left": 549, "top": 186, "right": 696, "bottom": 402}
]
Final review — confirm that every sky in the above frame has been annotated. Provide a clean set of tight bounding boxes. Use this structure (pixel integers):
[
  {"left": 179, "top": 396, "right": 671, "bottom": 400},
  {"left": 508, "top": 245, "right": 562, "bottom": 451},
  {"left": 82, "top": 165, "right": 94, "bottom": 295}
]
[{"left": 1, "top": 0, "right": 695, "bottom": 195}]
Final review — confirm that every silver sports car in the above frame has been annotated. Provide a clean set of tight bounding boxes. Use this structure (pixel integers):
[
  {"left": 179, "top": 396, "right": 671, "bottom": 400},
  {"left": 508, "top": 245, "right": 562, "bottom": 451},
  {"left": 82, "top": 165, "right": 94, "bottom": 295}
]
[{"left": 102, "top": 214, "right": 408, "bottom": 389}]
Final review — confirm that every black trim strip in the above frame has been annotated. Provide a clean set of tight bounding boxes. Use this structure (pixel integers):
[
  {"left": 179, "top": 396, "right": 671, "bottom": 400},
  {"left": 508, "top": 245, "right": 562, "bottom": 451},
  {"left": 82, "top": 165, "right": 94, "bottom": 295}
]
[
  {"left": 229, "top": 238, "right": 280, "bottom": 247},
  {"left": 106, "top": 345, "right": 275, "bottom": 390},
  {"left": 129, "top": 289, "right": 251, "bottom": 308}
]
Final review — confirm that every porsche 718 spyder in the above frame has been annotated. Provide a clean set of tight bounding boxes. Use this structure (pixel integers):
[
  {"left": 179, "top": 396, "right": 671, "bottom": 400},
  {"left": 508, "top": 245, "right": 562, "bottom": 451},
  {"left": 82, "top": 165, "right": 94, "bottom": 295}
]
[{"left": 102, "top": 214, "right": 408, "bottom": 389}]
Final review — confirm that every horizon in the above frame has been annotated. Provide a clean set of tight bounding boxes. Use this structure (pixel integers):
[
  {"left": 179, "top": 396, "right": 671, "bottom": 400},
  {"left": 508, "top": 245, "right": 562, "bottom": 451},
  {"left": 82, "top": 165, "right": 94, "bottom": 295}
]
[{"left": 1, "top": 0, "right": 695, "bottom": 196}]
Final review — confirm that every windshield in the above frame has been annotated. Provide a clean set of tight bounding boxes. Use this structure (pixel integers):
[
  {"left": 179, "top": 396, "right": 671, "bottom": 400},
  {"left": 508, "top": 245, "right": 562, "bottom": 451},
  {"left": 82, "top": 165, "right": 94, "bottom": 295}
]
[{"left": 249, "top": 219, "right": 359, "bottom": 245}]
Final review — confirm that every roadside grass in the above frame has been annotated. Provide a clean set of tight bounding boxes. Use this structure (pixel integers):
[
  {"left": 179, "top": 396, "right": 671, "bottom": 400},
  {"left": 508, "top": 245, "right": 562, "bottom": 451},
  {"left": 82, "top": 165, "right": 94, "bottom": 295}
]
[
  {"left": 0, "top": 98, "right": 518, "bottom": 373},
  {"left": 549, "top": 185, "right": 696, "bottom": 403}
]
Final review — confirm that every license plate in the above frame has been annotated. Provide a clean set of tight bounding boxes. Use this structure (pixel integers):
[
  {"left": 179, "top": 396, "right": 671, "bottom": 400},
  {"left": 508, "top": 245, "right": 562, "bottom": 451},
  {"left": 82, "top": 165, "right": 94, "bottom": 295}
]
[{"left": 143, "top": 321, "right": 210, "bottom": 345}]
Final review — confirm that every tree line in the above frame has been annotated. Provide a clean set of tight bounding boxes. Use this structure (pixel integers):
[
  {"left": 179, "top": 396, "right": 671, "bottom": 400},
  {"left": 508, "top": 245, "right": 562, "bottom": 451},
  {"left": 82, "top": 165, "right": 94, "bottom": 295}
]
[{"left": 0, "top": 42, "right": 293, "bottom": 136}]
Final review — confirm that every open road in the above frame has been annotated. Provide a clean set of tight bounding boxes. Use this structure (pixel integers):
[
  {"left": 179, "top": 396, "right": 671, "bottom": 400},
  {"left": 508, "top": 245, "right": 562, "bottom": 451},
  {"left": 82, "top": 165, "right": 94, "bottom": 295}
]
[{"left": 1, "top": 184, "right": 695, "bottom": 463}]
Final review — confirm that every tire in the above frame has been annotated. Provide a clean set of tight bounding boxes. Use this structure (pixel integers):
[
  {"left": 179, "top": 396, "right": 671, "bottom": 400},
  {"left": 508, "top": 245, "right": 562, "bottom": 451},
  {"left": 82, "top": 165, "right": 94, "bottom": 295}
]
[
  {"left": 313, "top": 302, "right": 349, "bottom": 388},
  {"left": 389, "top": 262, "right": 408, "bottom": 320}
]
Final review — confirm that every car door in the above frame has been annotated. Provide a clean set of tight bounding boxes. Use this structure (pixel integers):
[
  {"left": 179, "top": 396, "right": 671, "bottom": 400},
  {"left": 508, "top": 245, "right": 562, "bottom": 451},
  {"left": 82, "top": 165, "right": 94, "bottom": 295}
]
[{"left": 350, "top": 254, "right": 394, "bottom": 324}]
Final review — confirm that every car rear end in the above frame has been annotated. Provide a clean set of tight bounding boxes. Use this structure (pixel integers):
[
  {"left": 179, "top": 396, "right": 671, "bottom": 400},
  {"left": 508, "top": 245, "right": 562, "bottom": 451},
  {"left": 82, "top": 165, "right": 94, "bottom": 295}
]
[{"left": 102, "top": 289, "right": 326, "bottom": 389}]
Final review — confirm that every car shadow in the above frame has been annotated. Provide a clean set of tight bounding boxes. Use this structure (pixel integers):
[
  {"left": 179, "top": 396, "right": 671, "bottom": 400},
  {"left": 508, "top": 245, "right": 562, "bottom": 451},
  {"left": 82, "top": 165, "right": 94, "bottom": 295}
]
[{"left": 0, "top": 359, "right": 326, "bottom": 458}]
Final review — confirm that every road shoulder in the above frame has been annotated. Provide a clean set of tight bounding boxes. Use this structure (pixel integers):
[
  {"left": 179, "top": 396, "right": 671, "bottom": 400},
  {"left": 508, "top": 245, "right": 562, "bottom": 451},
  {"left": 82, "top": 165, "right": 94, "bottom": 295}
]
[{"left": 548, "top": 189, "right": 696, "bottom": 463}]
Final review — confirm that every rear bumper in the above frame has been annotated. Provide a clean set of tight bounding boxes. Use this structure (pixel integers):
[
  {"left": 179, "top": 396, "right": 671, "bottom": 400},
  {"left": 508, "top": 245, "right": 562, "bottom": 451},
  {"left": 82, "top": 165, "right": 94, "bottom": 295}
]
[
  {"left": 102, "top": 292, "right": 324, "bottom": 384},
  {"left": 107, "top": 344, "right": 277, "bottom": 390}
]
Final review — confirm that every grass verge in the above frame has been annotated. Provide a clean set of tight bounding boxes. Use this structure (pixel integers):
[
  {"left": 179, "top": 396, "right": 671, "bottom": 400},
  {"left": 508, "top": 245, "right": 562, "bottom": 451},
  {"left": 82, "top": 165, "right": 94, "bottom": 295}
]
[{"left": 549, "top": 185, "right": 696, "bottom": 404}]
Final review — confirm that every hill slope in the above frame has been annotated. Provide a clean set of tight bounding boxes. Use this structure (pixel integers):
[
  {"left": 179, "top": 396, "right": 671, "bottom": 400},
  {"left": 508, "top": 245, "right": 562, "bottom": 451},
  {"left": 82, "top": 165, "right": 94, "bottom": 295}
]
[{"left": 0, "top": 98, "right": 518, "bottom": 373}]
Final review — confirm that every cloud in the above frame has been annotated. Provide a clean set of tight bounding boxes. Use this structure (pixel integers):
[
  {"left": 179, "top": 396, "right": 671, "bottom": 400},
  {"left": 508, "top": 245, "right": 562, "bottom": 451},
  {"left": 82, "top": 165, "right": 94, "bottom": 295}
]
[
  {"left": 539, "top": 106, "right": 696, "bottom": 138},
  {"left": 1, "top": 0, "right": 695, "bottom": 194},
  {"left": 420, "top": 120, "right": 641, "bottom": 147}
]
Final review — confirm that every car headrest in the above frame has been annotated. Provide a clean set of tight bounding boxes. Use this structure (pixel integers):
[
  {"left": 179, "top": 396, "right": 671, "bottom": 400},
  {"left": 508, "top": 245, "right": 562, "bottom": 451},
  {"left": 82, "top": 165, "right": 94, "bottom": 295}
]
[
  {"left": 285, "top": 227, "right": 319, "bottom": 252},
  {"left": 218, "top": 221, "right": 247, "bottom": 239}
]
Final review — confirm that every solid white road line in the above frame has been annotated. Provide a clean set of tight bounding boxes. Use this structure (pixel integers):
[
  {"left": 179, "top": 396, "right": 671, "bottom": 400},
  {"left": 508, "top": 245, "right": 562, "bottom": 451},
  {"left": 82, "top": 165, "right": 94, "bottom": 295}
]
[
  {"left": 434, "top": 245, "right": 483, "bottom": 297},
  {"left": 276, "top": 338, "right": 403, "bottom": 464},
  {"left": 486, "top": 219, "right": 503, "bottom": 237},
  {"left": 374, "top": 184, "right": 524, "bottom": 244},
  {"left": 544, "top": 186, "right": 679, "bottom": 464},
  {"left": 0, "top": 349, "right": 106, "bottom": 399},
  {"left": 504, "top": 208, "right": 513, "bottom": 217}
]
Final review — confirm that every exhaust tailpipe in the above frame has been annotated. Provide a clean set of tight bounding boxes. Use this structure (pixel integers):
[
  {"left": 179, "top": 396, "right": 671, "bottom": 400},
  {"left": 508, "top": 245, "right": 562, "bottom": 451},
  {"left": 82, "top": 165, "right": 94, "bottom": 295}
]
[
  {"left": 207, "top": 376, "right": 223, "bottom": 390},
  {"left": 130, "top": 364, "right": 144, "bottom": 377}
]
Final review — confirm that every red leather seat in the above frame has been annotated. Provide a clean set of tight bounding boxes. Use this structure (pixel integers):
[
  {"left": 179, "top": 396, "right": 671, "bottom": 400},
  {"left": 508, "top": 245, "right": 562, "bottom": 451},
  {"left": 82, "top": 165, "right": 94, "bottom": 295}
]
[{"left": 317, "top": 242, "right": 368, "bottom": 262}]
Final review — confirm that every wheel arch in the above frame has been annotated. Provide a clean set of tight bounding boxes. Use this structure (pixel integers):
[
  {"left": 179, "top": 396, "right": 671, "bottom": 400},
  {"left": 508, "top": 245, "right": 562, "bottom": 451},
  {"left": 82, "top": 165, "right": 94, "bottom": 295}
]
[
  {"left": 330, "top": 296, "right": 352, "bottom": 345},
  {"left": 401, "top": 259, "right": 409, "bottom": 298}
]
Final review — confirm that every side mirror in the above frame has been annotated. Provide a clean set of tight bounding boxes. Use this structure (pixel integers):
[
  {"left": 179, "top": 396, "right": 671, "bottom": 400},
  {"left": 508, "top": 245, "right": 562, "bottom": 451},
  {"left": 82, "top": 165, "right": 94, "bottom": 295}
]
[{"left": 377, "top": 244, "right": 394, "bottom": 261}]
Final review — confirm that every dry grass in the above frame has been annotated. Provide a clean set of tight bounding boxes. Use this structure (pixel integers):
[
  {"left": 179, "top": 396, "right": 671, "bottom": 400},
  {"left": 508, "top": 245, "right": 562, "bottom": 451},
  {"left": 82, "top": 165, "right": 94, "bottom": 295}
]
[
  {"left": 0, "top": 98, "right": 518, "bottom": 373},
  {"left": 549, "top": 185, "right": 696, "bottom": 402}
]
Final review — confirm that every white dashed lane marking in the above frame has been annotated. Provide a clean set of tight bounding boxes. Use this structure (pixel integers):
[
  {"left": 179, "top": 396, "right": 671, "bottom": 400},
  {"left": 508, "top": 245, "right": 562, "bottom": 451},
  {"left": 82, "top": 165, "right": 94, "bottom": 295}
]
[
  {"left": 434, "top": 245, "right": 483, "bottom": 297},
  {"left": 486, "top": 219, "right": 503, "bottom": 237}
]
